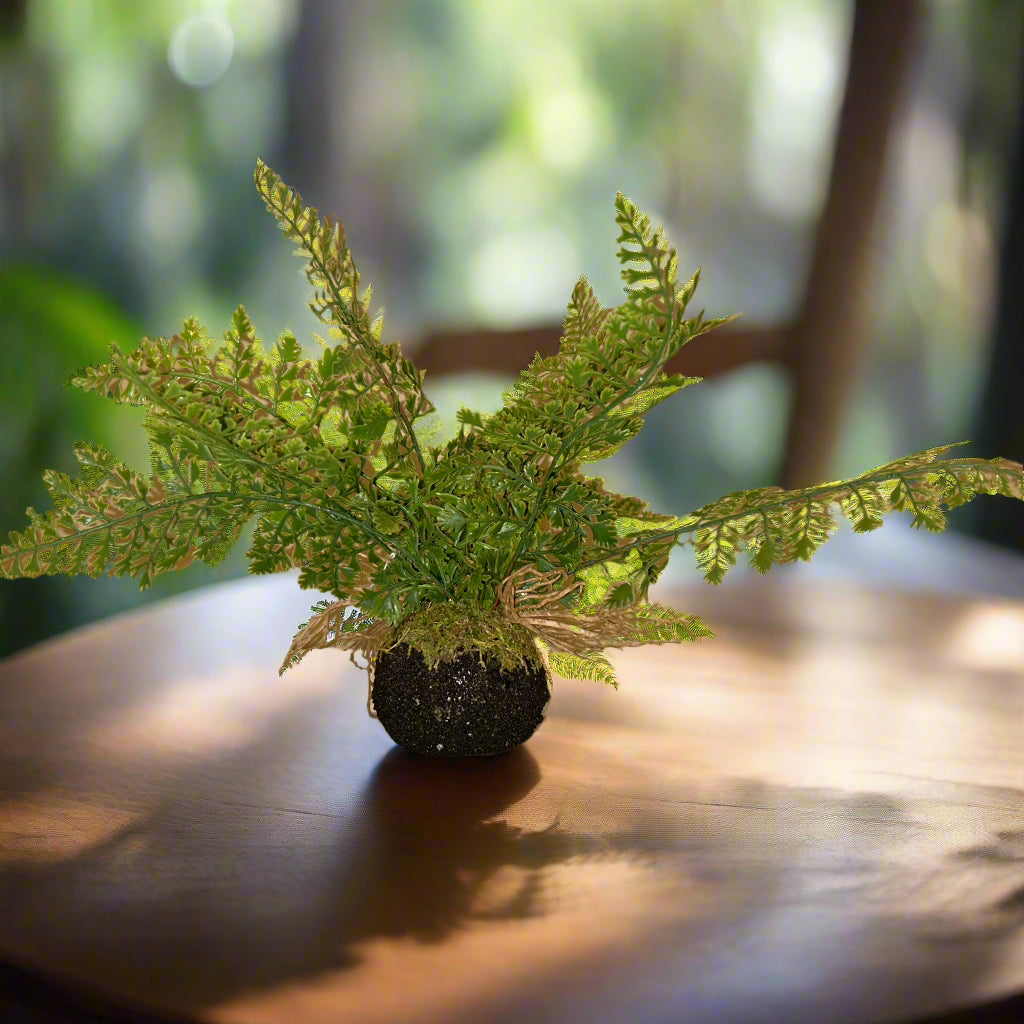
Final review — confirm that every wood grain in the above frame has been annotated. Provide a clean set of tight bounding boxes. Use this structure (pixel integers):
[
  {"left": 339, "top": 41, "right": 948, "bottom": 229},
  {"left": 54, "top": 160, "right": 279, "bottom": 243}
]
[{"left": 0, "top": 572, "right": 1022, "bottom": 1024}]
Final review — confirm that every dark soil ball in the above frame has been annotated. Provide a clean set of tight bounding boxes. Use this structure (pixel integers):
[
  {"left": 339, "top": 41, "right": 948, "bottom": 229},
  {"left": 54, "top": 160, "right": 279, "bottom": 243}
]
[{"left": 370, "top": 643, "right": 551, "bottom": 758}]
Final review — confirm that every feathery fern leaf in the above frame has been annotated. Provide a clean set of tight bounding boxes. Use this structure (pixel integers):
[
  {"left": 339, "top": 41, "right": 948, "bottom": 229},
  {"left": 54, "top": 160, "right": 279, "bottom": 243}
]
[
  {"left": 460, "top": 197, "right": 739, "bottom": 591},
  {"left": 5, "top": 161, "right": 1023, "bottom": 695},
  {"left": 253, "top": 159, "right": 435, "bottom": 478},
  {"left": 609, "top": 602, "right": 716, "bottom": 646},
  {"left": 576, "top": 442, "right": 1024, "bottom": 587},
  {"left": 537, "top": 641, "right": 619, "bottom": 688},
  {"left": 1, "top": 441, "right": 255, "bottom": 588}
]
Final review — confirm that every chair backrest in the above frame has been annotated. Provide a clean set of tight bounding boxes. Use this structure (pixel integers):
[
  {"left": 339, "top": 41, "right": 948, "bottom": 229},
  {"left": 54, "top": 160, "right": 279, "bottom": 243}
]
[{"left": 410, "top": 0, "right": 922, "bottom": 491}]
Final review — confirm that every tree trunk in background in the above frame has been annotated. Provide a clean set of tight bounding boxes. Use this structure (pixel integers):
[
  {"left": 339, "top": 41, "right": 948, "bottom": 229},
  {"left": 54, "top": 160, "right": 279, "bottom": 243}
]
[
  {"left": 959, "top": 20, "right": 1024, "bottom": 557},
  {"left": 279, "top": 0, "right": 355, "bottom": 206},
  {"left": 280, "top": 0, "right": 410, "bottom": 334},
  {"left": 0, "top": 0, "right": 53, "bottom": 257}
]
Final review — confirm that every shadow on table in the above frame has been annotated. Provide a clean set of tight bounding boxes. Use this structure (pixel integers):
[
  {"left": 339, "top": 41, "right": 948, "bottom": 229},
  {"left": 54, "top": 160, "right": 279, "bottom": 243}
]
[
  {"left": 1, "top": 681, "right": 1023, "bottom": 1022},
  {"left": 1, "top": 705, "right": 712, "bottom": 1015}
]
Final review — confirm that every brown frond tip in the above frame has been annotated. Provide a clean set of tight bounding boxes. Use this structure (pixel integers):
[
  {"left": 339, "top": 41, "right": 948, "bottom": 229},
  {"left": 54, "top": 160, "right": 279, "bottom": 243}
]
[{"left": 279, "top": 600, "right": 392, "bottom": 675}]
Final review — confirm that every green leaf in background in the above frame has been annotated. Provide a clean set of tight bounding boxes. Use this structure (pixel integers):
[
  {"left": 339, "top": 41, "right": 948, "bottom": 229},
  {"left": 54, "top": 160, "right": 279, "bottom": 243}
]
[{"left": 0, "top": 265, "right": 144, "bottom": 655}]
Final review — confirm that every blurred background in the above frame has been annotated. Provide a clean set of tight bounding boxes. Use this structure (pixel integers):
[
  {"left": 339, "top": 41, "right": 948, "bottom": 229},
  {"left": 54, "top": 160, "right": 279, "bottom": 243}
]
[{"left": 1, "top": 0, "right": 1023, "bottom": 657}]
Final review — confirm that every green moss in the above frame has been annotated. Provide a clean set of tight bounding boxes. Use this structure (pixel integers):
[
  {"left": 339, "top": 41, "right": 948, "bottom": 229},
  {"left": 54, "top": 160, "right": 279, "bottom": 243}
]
[{"left": 374, "top": 600, "right": 544, "bottom": 673}]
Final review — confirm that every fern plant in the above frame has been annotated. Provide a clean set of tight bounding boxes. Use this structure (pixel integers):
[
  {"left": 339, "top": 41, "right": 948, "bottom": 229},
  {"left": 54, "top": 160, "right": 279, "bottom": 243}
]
[{"left": 3, "top": 159, "right": 1023, "bottom": 693}]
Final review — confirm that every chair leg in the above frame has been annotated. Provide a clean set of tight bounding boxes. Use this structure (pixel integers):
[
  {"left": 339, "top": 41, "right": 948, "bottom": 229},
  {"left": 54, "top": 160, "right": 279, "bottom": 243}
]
[{"left": 777, "top": 0, "right": 923, "bottom": 490}]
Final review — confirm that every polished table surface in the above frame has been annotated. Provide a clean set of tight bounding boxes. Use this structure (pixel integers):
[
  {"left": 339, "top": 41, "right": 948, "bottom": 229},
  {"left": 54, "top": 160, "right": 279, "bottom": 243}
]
[{"left": 0, "top": 572, "right": 1022, "bottom": 1024}]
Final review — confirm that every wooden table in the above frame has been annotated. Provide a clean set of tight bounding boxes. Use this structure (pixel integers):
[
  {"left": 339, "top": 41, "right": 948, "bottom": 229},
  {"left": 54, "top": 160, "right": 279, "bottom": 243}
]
[{"left": 1, "top": 572, "right": 1022, "bottom": 1024}]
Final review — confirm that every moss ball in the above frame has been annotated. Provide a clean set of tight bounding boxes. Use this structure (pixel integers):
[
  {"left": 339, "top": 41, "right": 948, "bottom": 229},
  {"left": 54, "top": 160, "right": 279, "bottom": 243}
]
[{"left": 370, "top": 643, "right": 551, "bottom": 757}]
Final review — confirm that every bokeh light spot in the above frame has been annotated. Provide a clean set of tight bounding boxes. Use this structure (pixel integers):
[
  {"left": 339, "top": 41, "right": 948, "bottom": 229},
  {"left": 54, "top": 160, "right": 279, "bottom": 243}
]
[
  {"left": 135, "top": 167, "right": 204, "bottom": 256},
  {"left": 747, "top": 9, "right": 844, "bottom": 219},
  {"left": 526, "top": 85, "right": 610, "bottom": 173},
  {"left": 468, "top": 225, "right": 579, "bottom": 323},
  {"left": 168, "top": 12, "right": 235, "bottom": 87}
]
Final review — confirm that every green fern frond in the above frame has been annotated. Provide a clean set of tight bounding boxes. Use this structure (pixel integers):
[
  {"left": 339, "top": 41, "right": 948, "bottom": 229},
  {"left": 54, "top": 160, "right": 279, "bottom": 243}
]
[
  {"left": 576, "top": 442, "right": 1024, "bottom": 586},
  {"left": 532, "top": 602, "right": 714, "bottom": 689},
  {"left": 608, "top": 602, "right": 716, "bottom": 646},
  {"left": 0, "top": 441, "right": 255, "bottom": 588},
  {"left": 254, "top": 161, "right": 376, "bottom": 343},
  {"left": 538, "top": 641, "right": 619, "bottom": 688},
  {"left": 7, "top": 302, "right": 455, "bottom": 607},
  {"left": 253, "top": 159, "right": 434, "bottom": 478},
  {"left": 6, "top": 163, "right": 1024, "bottom": 695}
]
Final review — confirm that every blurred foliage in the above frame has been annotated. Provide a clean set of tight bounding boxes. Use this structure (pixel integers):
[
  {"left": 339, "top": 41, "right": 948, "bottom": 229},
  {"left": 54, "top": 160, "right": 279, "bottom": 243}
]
[
  {"left": 0, "top": 0, "right": 1021, "bottom": 654},
  {"left": 0, "top": 265, "right": 252, "bottom": 655},
  {"left": 0, "top": 265, "right": 143, "bottom": 655}
]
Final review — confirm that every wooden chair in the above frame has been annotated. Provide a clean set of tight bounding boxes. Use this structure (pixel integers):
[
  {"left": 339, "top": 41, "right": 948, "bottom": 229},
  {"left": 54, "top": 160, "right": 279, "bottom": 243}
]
[{"left": 408, "top": 1, "right": 923, "bottom": 491}]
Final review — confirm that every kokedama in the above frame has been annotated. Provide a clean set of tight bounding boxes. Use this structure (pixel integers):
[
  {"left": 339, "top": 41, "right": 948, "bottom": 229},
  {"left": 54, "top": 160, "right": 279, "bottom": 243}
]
[{"left": 3, "top": 160, "right": 1023, "bottom": 758}]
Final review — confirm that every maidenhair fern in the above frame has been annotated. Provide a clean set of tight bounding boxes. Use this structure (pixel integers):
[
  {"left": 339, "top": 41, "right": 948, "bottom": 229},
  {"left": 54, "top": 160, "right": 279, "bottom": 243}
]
[{"left": 3, "top": 160, "right": 1022, "bottom": 690}]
